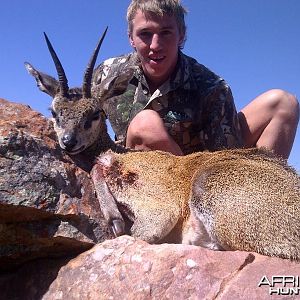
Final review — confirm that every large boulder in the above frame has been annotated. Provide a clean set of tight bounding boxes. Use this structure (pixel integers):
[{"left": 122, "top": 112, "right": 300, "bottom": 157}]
[
  {"left": 0, "top": 98, "right": 112, "bottom": 270},
  {"left": 44, "top": 236, "right": 300, "bottom": 300}
]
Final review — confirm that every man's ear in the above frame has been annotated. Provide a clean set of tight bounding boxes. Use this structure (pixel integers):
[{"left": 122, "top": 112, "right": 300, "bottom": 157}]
[
  {"left": 129, "top": 33, "right": 135, "bottom": 48},
  {"left": 178, "top": 31, "right": 185, "bottom": 48}
]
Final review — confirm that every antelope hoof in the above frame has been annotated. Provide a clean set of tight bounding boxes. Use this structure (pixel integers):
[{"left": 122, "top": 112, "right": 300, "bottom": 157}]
[{"left": 111, "top": 219, "right": 125, "bottom": 237}]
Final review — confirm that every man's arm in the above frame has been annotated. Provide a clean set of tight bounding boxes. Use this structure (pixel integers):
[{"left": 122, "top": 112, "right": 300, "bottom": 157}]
[{"left": 203, "top": 83, "right": 243, "bottom": 150}]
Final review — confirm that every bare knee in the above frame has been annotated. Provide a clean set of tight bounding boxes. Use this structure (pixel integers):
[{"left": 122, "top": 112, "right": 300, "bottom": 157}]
[
  {"left": 264, "top": 89, "right": 299, "bottom": 121},
  {"left": 126, "top": 110, "right": 183, "bottom": 155},
  {"left": 127, "top": 110, "right": 162, "bottom": 138},
  {"left": 127, "top": 110, "right": 161, "bottom": 148},
  {"left": 240, "top": 89, "right": 299, "bottom": 158}
]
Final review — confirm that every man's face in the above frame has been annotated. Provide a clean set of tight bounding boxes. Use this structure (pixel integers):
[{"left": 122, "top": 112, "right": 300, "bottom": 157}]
[{"left": 129, "top": 10, "right": 184, "bottom": 89}]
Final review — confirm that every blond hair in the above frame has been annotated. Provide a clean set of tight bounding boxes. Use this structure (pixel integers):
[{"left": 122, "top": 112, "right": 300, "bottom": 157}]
[{"left": 127, "top": 0, "right": 187, "bottom": 47}]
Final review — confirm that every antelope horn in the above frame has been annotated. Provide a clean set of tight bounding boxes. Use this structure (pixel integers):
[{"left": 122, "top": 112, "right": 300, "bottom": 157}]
[
  {"left": 82, "top": 26, "right": 108, "bottom": 98},
  {"left": 44, "top": 32, "right": 69, "bottom": 97}
]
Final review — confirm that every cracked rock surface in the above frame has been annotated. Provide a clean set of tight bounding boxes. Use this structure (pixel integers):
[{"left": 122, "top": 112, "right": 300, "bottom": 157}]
[{"left": 44, "top": 236, "right": 300, "bottom": 300}]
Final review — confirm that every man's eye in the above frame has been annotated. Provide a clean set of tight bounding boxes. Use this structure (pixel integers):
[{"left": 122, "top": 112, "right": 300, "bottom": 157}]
[
  {"left": 139, "top": 31, "right": 152, "bottom": 38},
  {"left": 161, "top": 30, "right": 172, "bottom": 36}
]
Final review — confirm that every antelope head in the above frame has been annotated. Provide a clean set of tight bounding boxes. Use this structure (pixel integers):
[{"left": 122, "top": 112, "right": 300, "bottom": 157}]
[{"left": 25, "top": 28, "right": 133, "bottom": 154}]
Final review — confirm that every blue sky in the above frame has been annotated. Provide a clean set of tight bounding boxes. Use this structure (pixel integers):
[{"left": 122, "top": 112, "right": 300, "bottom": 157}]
[{"left": 1, "top": 1, "right": 299, "bottom": 170}]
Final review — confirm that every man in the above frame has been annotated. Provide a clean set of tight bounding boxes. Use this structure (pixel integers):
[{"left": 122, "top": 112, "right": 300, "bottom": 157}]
[{"left": 93, "top": 0, "right": 299, "bottom": 158}]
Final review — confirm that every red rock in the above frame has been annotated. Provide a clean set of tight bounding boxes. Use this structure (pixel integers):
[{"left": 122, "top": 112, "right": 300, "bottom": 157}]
[
  {"left": 44, "top": 236, "right": 300, "bottom": 300},
  {"left": 0, "top": 99, "right": 112, "bottom": 269}
]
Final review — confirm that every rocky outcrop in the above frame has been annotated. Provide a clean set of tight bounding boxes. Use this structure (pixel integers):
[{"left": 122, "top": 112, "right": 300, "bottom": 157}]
[
  {"left": 0, "top": 98, "right": 112, "bottom": 271},
  {"left": 43, "top": 236, "right": 300, "bottom": 300},
  {"left": 1, "top": 98, "right": 300, "bottom": 300}
]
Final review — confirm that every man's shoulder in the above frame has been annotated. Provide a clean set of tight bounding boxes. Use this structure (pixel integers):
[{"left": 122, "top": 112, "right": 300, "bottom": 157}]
[
  {"left": 182, "top": 53, "right": 227, "bottom": 90},
  {"left": 93, "top": 52, "right": 139, "bottom": 82},
  {"left": 102, "top": 53, "right": 134, "bottom": 67}
]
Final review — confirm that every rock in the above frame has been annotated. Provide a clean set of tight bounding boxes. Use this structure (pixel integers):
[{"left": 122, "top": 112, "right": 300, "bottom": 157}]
[
  {"left": 0, "top": 256, "right": 71, "bottom": 300},
  {"left": 1, "top": 99, "right": 300, "bottom": 300},
  {"left": 44, "top": 235, "right": 300, "bottom": 300},
  {"left": 0, "top": 98, "right": 112, "bottom": 270}
]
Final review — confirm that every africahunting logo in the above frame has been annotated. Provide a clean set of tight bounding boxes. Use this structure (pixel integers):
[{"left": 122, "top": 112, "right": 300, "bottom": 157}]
[{"left": 258, "top": 275, "right": 300, "bottom": 296}]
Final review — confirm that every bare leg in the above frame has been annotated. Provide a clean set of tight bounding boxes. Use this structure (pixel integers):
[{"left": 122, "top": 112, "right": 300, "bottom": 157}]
[
  {"left": 126, "top": 109, "right": 183, "bottom": 155},
  {"left": 239, "top": 89, "right": 299, "bottom": 159}
]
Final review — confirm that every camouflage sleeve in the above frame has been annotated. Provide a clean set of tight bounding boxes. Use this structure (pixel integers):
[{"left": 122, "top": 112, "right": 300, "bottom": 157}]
[
  {"left": 92, "top": 63, "right": 104, "bottom": 85},
  {"left": 203, "top": 83, "right": 243, "bottom": 150},
  {"left": 93, "top": 55, "right": 129, "bottom": 86},
  {"left": 92, "top": 58, "right": 114, "bottom": 85}
]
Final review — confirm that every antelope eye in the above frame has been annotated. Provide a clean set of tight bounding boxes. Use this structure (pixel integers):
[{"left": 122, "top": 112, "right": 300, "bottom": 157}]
[
  {"left": 84, "top": 110, "right": 102, "bottom": 129},
  {"left": 84, "top": 118, "right": 93, "bottom": 129},
  {"left": 92, "top": 110, "right": 101, "bottom": 121},
  {"left": 49, "top": 108, "right": 61, "bottom": 127},
  {"left": 50, "top": 109, "right": 57, "bottom": 119}
]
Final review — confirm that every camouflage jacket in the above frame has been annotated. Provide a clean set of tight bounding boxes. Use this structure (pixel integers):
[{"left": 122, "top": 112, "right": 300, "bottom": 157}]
[{"left": 93, "top": 51, "right": 243, "bottom": 155}]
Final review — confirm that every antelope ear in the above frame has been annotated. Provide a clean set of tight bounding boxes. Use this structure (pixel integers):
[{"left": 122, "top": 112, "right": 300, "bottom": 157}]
[
  {"left": 100, "top": 67, "right": 135, "bottom": 100},
  {"left": 25, "top": 62, "right": 60, "bottom": 97}
]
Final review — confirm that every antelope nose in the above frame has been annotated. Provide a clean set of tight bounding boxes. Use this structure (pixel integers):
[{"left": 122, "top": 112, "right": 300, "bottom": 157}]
[{"left": 62, "top": 134, "right": 77, "bottom": 150}]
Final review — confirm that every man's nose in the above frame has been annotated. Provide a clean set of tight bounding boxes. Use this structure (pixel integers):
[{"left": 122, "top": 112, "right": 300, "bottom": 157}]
[{"left": 150, "top": 34, "right": 162, "bottom": 51}]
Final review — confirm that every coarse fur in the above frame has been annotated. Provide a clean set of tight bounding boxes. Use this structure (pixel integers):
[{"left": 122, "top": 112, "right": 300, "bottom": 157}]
[
  {"left": 91, "top": 148, "right": 300, "bottom": 260},
  {"left": 26, "top": 30, "right": 300, "bottom": 260}
]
